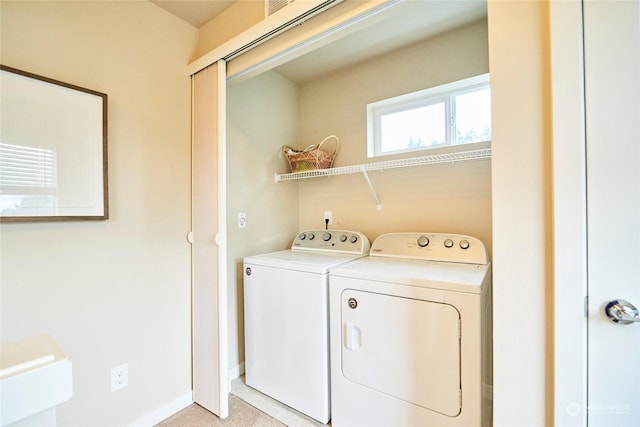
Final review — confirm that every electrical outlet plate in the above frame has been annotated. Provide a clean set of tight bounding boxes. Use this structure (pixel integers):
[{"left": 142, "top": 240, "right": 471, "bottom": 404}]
[
  {"left": 238, "top": 212, "right": 247, "bottom": 228},
  {"left": 324, "top": 211, "right": 333, "bottom": 225},
  {"left": 111, "top": 363, "right": 128, "bottom": 392}
]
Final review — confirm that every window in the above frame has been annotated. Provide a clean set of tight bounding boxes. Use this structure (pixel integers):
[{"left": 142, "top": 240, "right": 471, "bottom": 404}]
[{"left": 367, "top": 74, "right": 491, "bottom": 157}]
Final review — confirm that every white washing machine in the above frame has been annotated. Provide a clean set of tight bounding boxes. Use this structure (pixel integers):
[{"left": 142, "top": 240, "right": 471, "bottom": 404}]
[
  {"left": 329, "top": 232, "right": 492, "bottom": 427},
  {"left": 243, "top": 229, "right": 370, "bottom": 424}
]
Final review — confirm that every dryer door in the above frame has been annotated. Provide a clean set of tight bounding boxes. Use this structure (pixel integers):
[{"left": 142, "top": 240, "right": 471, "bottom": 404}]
[{"left": 340, "top": 289, "right": 461, "bottom": 417}]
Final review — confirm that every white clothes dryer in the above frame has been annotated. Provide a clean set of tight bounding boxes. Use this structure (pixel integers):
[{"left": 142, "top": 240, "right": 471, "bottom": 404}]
[
  {"left": 243, "top": 229, "right": 370, "bottom": 424},
  {"left": 329, "top": 232, "right": 492, "bottom": 427}
]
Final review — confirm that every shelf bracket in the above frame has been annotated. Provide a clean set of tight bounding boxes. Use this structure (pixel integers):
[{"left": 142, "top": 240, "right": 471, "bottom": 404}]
[{"left": 360, "top": 167, "right": 382, "bottom": 210}]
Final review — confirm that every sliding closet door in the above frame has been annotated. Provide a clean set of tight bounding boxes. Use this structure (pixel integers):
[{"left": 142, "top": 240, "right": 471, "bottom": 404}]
[{"left": 192, "top": 60, "right": 228, "bottom": 418}]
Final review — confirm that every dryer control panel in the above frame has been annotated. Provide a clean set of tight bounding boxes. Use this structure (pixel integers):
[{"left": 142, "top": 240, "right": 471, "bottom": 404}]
[
  {"left": 292, "top": 229, "right": 370, "bottom": 255},
  {"left": 370, "top": 232, "right": 488, "bottom": 265}
]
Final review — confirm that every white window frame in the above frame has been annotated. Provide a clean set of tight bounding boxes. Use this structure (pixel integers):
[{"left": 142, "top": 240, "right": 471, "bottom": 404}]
[{"left": 367, "top": 73, "right": 490, "bottom": 157}]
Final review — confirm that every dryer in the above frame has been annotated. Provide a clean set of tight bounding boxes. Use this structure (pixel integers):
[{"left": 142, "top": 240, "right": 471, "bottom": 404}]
[
  {"left": 329, "top": 232, "right": 492, "bottom": 427},
  {"left": 243, "top": 229, "right": 370, "bottom": 424}
]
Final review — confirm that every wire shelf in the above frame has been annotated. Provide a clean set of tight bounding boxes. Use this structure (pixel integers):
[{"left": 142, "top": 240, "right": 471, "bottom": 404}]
[{"left": 275, "top": 148, "right": 492, "bottom": 182}]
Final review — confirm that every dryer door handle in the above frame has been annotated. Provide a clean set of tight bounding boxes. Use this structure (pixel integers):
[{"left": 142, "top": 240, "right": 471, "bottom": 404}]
[{"left": 345, "top": 322, "right": 361, "bottom": 350}]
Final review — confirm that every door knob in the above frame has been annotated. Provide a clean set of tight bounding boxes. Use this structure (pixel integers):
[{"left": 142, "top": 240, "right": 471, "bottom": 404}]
[{"left": 604, "top": 299, "right": 640, "bottom": 324}]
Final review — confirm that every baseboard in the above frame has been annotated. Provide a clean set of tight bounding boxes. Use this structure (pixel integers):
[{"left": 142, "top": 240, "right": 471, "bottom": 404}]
[
  {"left": 128, "top": 391, "right": 193, "bottom": 427},
  {"left": 128, "top": 365, "right": 244, "bottom": 426},
  {"left": 229, "top": 362, "right": 245, "bottom": 381}
]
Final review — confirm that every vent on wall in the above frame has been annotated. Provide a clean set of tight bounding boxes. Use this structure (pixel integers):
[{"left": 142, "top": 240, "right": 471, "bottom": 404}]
[{"left": 265, "top": 0, "right": 295, "bottom": 17}]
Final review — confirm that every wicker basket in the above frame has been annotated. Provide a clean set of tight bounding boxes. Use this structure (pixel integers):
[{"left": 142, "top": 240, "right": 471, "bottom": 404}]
[{"left": 283, "top": 135, "right": 339, "bottom": 173}]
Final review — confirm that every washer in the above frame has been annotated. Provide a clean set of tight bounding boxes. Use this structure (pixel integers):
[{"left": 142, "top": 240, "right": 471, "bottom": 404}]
[
  {"left": 329, "top": 232, "right": 492, "bottom": 427},
  {"left": 243, "top": 229, "right": 370, "bottom": 424}
]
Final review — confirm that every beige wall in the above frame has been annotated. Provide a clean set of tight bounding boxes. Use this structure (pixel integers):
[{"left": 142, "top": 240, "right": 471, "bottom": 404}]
[
  {"left": 297, "top": 20, "right": 492, "bottom": 250},
  {"left": 0, "top": 1, "right": 197, "bottom": 425},
  {"left": 195, "top": 0, "right": 264, "bottom": 60},
  {"left": 226, "top": 71, "right": 300, "bottom": 373}
]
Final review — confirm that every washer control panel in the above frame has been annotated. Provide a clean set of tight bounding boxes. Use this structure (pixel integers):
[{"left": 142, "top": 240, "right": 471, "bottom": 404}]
[
  {"left": 291, "top": 229, "right": 370, "bottom": 255},
  {"left": 370, "top": 232, "right": 488, "bottom": 265}
]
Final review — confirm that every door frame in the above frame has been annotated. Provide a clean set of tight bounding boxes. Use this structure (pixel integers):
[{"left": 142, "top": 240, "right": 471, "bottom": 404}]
[{"left": 549, "top": 1, "right": 587, "bottom": 425}]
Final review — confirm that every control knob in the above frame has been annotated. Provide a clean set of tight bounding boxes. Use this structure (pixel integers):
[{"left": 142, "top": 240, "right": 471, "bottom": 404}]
[
  {"left": 308, "top": 233, "right": 315, "bottom": 240},
  {"left": 444, "top": 239, "right": 454, "bottom": 248},
  {"left": 299, "top": 233, "right": 306, "bottom": 240},
  {"left": 459, "top": 240, "right": 470, "bottom": 250},
  {"left": 349, "top": 235, "right": 359, "bottom": 244},
  {"left": 340, "top": 234, "right": 348, "bottom": 242},
  {"left": 417, "top": 235, "right": 430, "bottom": 247},
  {"left": 323, "top": 232, "right": 332, "bottom": 242}
]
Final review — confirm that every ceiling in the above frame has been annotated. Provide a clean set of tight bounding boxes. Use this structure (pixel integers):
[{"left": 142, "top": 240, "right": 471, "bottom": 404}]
[
  {"left": 274, "top": 0, "right": 487, "bottom": 82},
  {"left": 151, "top": 0, "right": 487, "bottom": 83},
  {"left": 150, "top": 0, "right": 236, "bottom": 28}
]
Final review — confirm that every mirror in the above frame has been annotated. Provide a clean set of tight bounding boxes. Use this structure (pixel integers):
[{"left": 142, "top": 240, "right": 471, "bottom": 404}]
[{"left": 0, "top": 65, "right": 108, "bottom": 222}]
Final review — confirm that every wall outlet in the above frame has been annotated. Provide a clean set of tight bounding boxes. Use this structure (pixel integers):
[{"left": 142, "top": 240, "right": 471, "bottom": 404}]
[
  {"left": 238, "top": 212, "right": 247, "bottom": 228},
  {"left": 324, "top": 211, "right": 333, "bottom": 225},
  {"left": 111, "top": 363, "right": 128, "bottom": 392}
]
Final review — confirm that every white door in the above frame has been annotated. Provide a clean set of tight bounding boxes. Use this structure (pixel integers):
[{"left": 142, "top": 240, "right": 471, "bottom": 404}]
[
  {"left": 192, "top": 60, "right": 228, "bottom": 418},
  {"left": 585, "top": 0, "right": 640, "bottom": 424}
]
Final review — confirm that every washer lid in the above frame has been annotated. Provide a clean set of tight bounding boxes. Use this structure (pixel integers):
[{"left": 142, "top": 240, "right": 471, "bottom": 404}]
[
  {"left": 330, "top": 256, "right": 490, "bottom": 294},
  {"left": 244, "top": 250, "right": 365, "bottom": 274}
]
